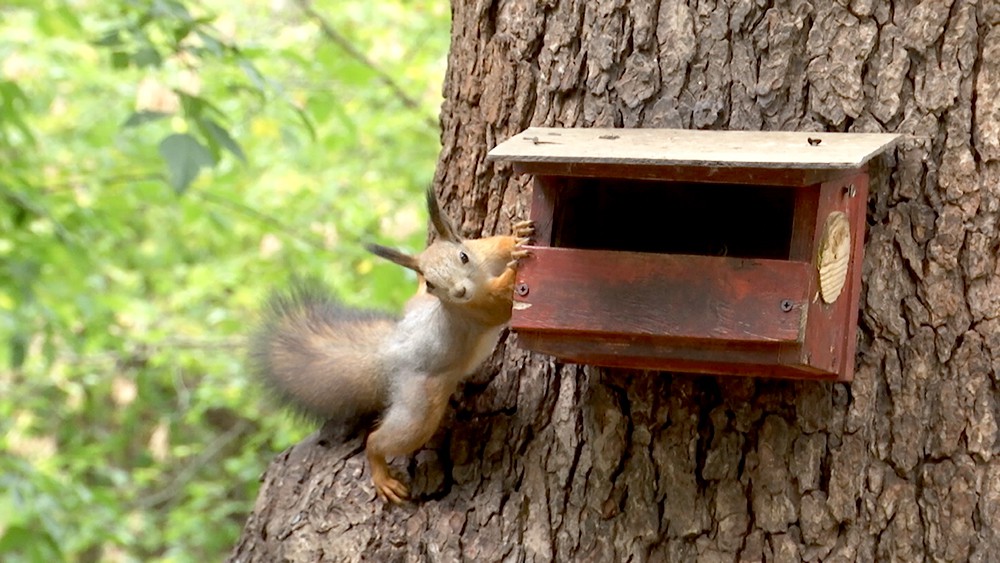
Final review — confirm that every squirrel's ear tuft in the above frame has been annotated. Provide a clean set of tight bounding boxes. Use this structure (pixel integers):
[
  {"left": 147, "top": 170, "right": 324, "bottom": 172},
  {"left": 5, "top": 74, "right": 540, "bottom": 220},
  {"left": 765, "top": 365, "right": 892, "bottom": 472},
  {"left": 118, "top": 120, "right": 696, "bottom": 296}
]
[
  {"left": 426, "top": 186, "right": 462, "bottom": 243},
  {"left": 365, "top": 243, "right": 422, "bottom": 274}
]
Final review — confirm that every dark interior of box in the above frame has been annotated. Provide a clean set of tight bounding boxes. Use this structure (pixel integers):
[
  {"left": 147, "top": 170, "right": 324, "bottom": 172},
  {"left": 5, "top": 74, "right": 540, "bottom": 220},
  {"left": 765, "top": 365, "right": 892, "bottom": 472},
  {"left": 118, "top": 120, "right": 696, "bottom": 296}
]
[{"left": 551, "top": 179, "right": 798, "bottom": 260}]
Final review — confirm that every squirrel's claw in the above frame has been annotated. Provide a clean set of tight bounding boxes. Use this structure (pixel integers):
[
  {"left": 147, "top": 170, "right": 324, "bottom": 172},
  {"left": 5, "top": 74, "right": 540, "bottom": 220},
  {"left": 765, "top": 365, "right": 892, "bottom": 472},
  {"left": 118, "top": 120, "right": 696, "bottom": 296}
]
[
  {"left": 374, "top": 474, "right": 409, "bottom": 504},
  {"left": 512, "top": 220, "right": 535, "bottom": 239},
  {"left": 507, "top": 248, "right": 532, "bottom": 270},
  {"left": 507, "top": 224, "right": 534, "bottom": 269},
  {"left": 511, "top": 248, "right": 531, "bottom": 261},
  {"left": 370, "top": 456, "right": 410, "bottom": 504}
]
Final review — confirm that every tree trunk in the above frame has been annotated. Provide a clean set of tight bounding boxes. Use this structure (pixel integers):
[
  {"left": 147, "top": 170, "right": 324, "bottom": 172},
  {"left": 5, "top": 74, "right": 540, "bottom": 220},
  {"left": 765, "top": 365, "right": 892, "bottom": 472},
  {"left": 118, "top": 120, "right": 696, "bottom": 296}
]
[{"left": 230, "top": 1, "right": 1000, "bottom": 561}]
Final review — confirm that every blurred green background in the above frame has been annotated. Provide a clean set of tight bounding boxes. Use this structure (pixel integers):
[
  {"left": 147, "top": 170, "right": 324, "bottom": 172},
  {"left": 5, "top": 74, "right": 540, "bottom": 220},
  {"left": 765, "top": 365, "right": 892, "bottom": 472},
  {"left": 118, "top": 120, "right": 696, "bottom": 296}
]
[{"left": 0, "top": 0, "right": 448, "bottom": 560}]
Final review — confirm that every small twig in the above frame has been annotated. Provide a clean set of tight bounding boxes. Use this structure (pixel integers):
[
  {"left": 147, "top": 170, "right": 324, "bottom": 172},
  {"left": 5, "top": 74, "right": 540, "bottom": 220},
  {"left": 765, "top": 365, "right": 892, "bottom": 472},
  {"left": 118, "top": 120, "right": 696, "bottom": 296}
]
[
  {"left": 292, "top": 0, "right": 438, "bottom": 131},
  {"left": 36, "top": 172, "right": 164, "bottom": 194},
  {"left": 132, "top": 418, "right": 253, "bottom": 510},
  {"left": 45, "top": 337, "right": 245, "bottom": 369},
  {"left": 0, "top": 184, "right": 77, "bottom": 245},
  {"left": 193, "top": 190, "right": 332, "bottom": 252},
  {"left": 16, "top": 171, "right": 333, "bottom": 254}
]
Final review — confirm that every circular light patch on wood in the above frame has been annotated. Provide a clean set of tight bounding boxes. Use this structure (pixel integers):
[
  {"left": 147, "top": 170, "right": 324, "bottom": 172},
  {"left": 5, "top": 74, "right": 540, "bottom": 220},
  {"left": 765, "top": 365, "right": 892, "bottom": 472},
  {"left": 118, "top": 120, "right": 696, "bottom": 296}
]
[{"left": 818, "top": 211, "right": 851, "bottom": 304}]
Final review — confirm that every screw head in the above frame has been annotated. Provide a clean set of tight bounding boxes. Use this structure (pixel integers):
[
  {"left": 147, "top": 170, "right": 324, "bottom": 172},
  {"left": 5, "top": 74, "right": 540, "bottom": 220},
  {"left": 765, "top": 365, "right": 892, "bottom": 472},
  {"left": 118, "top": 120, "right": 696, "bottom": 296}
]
[
  {"left": 515, "top": 282, "right": 529, "bottom": 297},
  {"left": 780, "top": 299, "right": 794, "bottom": 312}
]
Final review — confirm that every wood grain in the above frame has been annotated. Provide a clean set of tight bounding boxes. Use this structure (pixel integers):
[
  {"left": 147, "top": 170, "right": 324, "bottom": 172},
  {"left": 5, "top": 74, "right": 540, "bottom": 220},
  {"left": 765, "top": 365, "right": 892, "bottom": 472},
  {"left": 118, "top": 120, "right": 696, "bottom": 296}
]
[
  {"left": 489, "top": 127, "right": 900, "bottom": 170},
  {"left": 511, "top": 247, "right": 810, "bottom": 344},
  {"left": 516, "top": 333, "right": 835, "bottom": 380}
]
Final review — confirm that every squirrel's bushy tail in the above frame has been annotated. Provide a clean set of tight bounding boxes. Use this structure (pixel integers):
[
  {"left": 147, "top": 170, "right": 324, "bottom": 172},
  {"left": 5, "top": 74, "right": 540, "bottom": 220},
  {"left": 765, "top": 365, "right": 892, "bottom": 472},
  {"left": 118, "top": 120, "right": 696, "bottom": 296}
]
[{"left": 249, "top": 278, "right": 395, "bottom": 429}]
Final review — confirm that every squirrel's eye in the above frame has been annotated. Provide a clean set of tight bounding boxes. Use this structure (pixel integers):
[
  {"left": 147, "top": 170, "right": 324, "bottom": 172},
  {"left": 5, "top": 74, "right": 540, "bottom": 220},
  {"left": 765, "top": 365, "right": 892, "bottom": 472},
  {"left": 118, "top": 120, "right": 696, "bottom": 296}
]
[
  {"left": 459, "top": 251, "right": 469, "bottom": 264},
  {"left": 425, "top": 281, "right": 436, "bottom": 291}
]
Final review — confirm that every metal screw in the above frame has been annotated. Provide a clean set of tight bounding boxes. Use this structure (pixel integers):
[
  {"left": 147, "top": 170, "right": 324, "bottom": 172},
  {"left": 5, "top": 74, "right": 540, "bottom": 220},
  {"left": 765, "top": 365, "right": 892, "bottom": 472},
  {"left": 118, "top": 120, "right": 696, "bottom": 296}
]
[
  {"left": 515, "top": 282, "right": 529, "bottom": 297},
  {"left": 780, "top": 299, "right": 794, "bottom": 312}
]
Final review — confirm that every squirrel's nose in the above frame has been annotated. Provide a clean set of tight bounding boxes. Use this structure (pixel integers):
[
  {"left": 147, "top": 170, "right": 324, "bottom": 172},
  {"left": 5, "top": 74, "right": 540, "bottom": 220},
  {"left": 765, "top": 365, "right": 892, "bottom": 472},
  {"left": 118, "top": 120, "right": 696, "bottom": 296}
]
[{"left": 452, "top": 286, "right": 467, "bottom": 299}]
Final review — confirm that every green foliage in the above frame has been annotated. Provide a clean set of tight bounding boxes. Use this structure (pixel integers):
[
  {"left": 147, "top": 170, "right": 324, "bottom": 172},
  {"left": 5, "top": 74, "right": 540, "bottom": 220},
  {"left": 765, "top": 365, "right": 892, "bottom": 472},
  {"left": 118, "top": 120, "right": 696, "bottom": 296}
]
[{"left": 0, "top": 0, "right": 449, "bottom": 560}]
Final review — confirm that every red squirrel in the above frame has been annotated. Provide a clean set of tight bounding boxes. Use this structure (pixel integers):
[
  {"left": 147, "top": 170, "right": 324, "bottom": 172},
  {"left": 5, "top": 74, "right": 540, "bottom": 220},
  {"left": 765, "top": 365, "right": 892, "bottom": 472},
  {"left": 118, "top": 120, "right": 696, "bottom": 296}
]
[{"left": 250, "top": 188, "right": 532, "bottom": 503}]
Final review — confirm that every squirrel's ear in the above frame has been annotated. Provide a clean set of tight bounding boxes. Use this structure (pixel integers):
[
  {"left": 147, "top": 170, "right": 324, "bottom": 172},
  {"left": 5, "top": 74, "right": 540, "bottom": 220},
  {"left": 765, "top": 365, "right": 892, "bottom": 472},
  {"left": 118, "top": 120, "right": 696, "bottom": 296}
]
[
  {"left": 365, "top": 243, "right": 422, "bottom": 273},
  {"left": 426, "top": 186, "right": 461, "bottom": 243}
]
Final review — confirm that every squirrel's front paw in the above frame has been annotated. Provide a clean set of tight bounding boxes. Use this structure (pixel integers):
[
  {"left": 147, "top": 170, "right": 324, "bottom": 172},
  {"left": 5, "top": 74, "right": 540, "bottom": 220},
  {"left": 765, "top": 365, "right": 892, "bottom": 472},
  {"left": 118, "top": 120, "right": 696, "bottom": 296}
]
[{"left": 508, "top": 220, "right": 535, "bottom": 268}]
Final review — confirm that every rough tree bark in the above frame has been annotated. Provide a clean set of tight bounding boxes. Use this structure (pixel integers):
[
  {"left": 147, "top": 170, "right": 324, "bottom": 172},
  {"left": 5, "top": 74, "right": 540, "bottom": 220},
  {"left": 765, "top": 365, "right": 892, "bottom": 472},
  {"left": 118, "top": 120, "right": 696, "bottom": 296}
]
[{"left": 230, "top": 1, "right": 1000, "bottom": 561}]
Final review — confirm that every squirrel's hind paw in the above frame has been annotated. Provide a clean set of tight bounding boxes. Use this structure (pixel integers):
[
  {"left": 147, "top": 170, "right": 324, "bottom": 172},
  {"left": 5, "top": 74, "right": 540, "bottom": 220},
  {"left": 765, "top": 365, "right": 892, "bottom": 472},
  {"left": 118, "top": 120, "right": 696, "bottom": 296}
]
[{"left": 374, "top": 474, "right": 409, "bottom": 504}]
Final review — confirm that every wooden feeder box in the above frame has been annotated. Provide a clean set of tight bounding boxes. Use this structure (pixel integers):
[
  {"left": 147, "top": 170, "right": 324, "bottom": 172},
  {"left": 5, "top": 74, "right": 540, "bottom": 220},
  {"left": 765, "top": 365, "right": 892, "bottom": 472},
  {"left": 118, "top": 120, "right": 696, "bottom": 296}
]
[{"left": 488, "top": 128, "right": 899, "bottom": 381}]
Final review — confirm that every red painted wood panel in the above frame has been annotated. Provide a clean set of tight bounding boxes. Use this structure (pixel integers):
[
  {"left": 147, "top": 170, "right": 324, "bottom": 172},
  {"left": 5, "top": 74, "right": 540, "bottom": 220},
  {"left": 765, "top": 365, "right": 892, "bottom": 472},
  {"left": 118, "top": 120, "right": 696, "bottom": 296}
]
[
  {"left": 798, "top": 171, "right": 869, "bottom": 382},
  {"left": 512, "top": 247, "right": 811, "bottom": 344},
  {"left": 516, "top": 333, "right": 837, "bottom": 380},
  {"left": 839, "top": 173, "right": 869, "bottom": 381}
]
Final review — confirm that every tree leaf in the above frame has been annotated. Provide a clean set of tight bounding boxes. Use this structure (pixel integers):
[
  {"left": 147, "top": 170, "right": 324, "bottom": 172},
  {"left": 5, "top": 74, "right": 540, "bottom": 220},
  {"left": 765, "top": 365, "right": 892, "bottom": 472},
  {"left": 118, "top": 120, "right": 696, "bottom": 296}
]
[
  {"left": 93, "top": 29, "right": 123, "bottom": 47},
  {"left": 158, "top": 133, "right": 214, "bottom": 194},
  {"left": 0, "top": 81, "right": 36, "bottom": 144},
  {"left": 110, "top": 50, "right": 130, "bottom": 69},
  {"left": 179, "top": 92, "right": 225, "bottom": 120},
  {"left": 292, "top": 106, "right": 317, "bottom": 142},
  {"left": 133, "top": 45, "right": 163, "bottom": 68},
  {"left": 198, "top": 118, "right": 246, "bottom": 162},
  {"left": 9, "top": 334, "right": 27, "bottom": 370},
  {"left": 0, "top": 524, "right": 61, "bottom": 560},
  {"left": 238, "top": 59, "right": 267, "bottom": 92},
  {"left": 123, "top": 110, "right": 171, "bottom": 128}
]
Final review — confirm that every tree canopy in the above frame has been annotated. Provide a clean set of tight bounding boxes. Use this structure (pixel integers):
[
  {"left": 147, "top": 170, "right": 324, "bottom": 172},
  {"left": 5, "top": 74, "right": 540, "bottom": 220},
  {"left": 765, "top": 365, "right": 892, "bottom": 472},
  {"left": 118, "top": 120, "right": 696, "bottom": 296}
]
[{"left": 0, "top": 0, "right": 448, "bottom": 560}]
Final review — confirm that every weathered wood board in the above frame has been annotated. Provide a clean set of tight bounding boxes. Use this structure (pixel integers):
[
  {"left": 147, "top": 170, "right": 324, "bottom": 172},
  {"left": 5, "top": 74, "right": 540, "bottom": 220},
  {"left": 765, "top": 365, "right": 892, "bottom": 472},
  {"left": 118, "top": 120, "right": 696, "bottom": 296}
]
[
  {"left": 512, "top": 247, "right": 810, "bottom": 345},
  {"left": 489, "top": 127, "right": 900, "bottom": 170}
]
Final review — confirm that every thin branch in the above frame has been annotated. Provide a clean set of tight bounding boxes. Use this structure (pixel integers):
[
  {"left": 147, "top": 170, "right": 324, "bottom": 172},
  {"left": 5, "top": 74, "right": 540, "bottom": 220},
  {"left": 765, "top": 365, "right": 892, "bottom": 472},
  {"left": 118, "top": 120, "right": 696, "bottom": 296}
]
[
  {"left": 292, "top": 0, "right": 438, "bottom": 131},
  {"left": 132, "top": 418, "right": 254, "bottom": 511},
  {"left": 35, "top": 171, "right": 165, "bottom": 194},
  {"left": 41, "top": 337, "right": 245, "bottom": 371},
  {"left": 17, "top": 171, "right": 332, "bottom": 254},
  {"left": 1, "top": 183, "right": 77, "bottom": 245},
  {"left": 190, "top": 190, "right": 333, "bottom": 253}
]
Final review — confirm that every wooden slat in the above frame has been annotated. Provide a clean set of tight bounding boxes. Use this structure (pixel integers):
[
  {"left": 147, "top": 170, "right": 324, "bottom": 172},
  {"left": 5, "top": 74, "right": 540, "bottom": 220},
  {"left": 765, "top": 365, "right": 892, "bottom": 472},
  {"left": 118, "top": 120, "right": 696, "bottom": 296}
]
[
  {"left": 489, "top": 127, "right": 900, "bottom": 170},
  {"left": 511, "top": 247, "right": 811, "bottom": 344},
  {"left": 529, "top": 176, "right": 560, "bottom": 246},
  {"left": 789, "top": 185, "right": 820, "bottom": 261},
  {"left": 839, "top": 174, "right": 869, "bottom": 381},
  {"left": 516, "top": 333, "right": 837, "bottom": 380},
  {"left": 513, "top": 161, "right": 840, "bottom": 187}
]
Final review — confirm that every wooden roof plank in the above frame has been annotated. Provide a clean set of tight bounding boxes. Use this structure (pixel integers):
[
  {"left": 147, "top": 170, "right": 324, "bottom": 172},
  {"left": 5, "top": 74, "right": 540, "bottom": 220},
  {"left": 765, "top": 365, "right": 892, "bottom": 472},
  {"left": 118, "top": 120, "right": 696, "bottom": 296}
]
[{"left": 488, "top": 127, "right": 901, "bottom": 170}]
